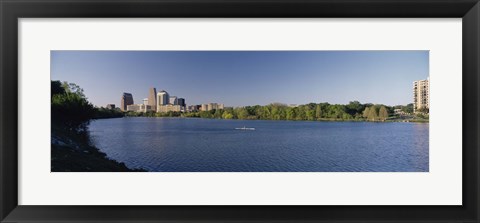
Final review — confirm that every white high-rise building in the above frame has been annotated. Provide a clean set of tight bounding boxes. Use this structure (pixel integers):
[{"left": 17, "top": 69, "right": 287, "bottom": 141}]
[
  {"left": 157, "top": 90, "right": 170, "bottom": 113},
  {"left": 413, "top": 77, "right": 430, "bottom": 113},
  {"left": 142, "top": 98, "right": 150, "bottom": 112},
  {"left": 157, "top": 91, "right": 169, "bottom": 105}
]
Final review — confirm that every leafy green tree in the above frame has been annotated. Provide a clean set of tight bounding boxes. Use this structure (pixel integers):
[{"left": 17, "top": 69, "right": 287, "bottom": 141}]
[
  {"left": 346, "top": 101, "right": 365, "bottom": 116},
  {"left": 94, "top": 107, "right": 124, "bottom": 119},
  {"left": 262, "top": 106, "right": 269, "bottom": 119},
  {"left": 326, "top": 104, "right": 346, "bottom": 119},
  {"left": 286, "top": 107, "right": 296, "bottom": 120},
  {"left": 51, "top": 81, "right": 95, "bottom": 130},
  {"left": 415, "top": 112, "right": 429, "bottom": 119},
  {"left": 199, "top": 111, "right": 213, "bottom": 118},
  {"left": 214, "top": 109, "right": 223, "bottom": 119},
  {"left": 222, "top": 111, "right": 234, "bottom": 119},
  {"left": 271, "top": 105, "right": 280, "bottom": 120},
  {"left": 402, "top": 103, "right": 414, "bottom": 114},
  {"left": 245, "top": 106, "right": 257, "bottom": 117},
  {"left": 236, "top": 107, "right": 249, "bottom": 119},
  {"left": 126, "top": 111, "right": 142, "bottom": 117},
  {"left": 305, "top": 106, "right": 315, "bottom": 121},
  {"left": 62, "top": 82, "right": 87, "bottom": 99},
  {"left": 51, "top": 80, "right": 66, "bottom": 96},
  {"left": 342, "top": 113, "right": 352, "bottom": 120},
  {"left": 315, "top": 104, "right": 322, "bottom": 120},
  {"left": 296, "top": 105, "right": 306, "bottom": 120}
]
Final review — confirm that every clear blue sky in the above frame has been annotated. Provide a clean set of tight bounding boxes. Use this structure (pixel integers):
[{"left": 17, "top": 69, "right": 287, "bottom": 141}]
[{"left": 51, "top": 51, "right": 428, "bottom": 107}]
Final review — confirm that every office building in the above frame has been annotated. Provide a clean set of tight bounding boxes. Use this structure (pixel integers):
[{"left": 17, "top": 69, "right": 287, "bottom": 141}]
[
  {"left": 106, "top": 104, "right": 115, "bottom": 110},
  {"left": 121, "top": 93, "right": 134, "bottom": 111},
  {"left": 207, "top": 103, "right": 215, "bottom": 111},
  {"left": 127, "top": 104, "right": 141, "bottom": 112},
  {"left": 158, "top": 104, "right": 182, "bottom": 113},
  {"left": 148, "top": 87, "right": 157, "bottom": 112},
  {"left": 187, "top": 105, "right": 198, "bottom": 112},
  {"left": 200, "top": 103, "right": 225, "bottom": 111},
  {"left": 169, "top": 96, "right": 178, "bottom": 105},
  {"left": 178, "top": 98, "right": 186, "bottom": 107},
  {"left": 142, "top": 104, "right": 153, "bottom": 112},
  {"left": 127, "top": 104, "right": 153, "bottom": 113},
  {"left": 157, "top": 90, "right": 169, "bottom": 107},
  {"left": 413, "top": 77, "right": 430, "bottom": 113},
  {"left": 142, "top": 99, "right": 154, "bottom": 112}
]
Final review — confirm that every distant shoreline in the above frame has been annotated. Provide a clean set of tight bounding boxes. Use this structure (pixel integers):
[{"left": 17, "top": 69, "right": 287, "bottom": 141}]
[
  {"left": 117, "top": 115, "right": 429, "bottom": 123},
  {"left": 121, "top": 101, "right": 428, "bottom": 123}
]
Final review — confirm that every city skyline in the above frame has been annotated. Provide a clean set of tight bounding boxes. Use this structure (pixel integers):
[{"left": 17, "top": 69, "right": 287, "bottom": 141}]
[
  {"left": 51, "top": 51, "right": 429, "bottom": 107},
  {"left": 120, "top": 86, "right": 223, "bottom": 113}
]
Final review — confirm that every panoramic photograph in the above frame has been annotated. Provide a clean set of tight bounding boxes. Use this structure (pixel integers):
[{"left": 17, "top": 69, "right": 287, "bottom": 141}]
[{"left": 51, "top": 51, "right": 429, "bottom": 172}]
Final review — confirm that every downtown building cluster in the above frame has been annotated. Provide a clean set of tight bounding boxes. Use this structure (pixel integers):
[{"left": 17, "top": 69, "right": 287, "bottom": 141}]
[{"left": 116, "top": 87, "right": 224, "bottom": 113}]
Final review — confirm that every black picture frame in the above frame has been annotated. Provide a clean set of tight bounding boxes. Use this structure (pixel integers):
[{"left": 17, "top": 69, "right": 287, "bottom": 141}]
[{"left": 1, "top": 0, "right": 479, "bottom": 222}]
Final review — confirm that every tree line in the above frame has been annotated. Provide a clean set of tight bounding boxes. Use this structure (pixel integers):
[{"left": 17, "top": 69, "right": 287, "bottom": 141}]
[
  {"left": 188, "top": 102, "right": 392, "bottom": 121},
  {"left": 52, "top": 80, "right": 422, "bottom": 123},
  {"left": 130, "top": 101, "right": 417, "bottom": 122}
]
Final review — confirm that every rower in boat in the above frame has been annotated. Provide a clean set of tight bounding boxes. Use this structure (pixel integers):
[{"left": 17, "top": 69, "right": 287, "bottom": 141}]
[{"left": 235, "top": 126, "right": 255, "bottom": 130}]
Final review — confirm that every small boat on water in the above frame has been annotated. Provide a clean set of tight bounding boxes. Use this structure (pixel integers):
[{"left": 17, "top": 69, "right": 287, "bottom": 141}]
[{"left": 235, "top": 126, "right": 255, "bottom": 131}]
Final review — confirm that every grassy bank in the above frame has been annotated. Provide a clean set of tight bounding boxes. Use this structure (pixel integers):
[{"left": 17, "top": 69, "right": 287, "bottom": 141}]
[{"left": 51, "top": 124, "right": 144, "bottom": 172}]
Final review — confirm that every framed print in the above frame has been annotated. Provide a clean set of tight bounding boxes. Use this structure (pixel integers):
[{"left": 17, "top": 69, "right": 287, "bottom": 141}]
[{"left": 1, "top": 0, "right": 479, "bottom": 222}]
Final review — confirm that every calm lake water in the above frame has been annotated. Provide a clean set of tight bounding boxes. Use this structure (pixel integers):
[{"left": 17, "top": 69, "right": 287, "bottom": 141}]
[{"left": 88, "top": 117, "right": 429, "bottom": 172}]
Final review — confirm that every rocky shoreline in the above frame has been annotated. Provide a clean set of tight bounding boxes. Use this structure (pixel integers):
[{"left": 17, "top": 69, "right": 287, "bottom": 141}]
[{"left": 51, "top": 126, "right": 144, "bottom": 172}]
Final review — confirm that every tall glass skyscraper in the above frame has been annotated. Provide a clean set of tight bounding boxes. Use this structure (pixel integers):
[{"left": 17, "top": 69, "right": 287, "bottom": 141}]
[
  {"left": 121, "top": 92, "right": 134, "bottom": 111},
  {"left": 177, "top": 98, "right": 186, "bottom": 107}
]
